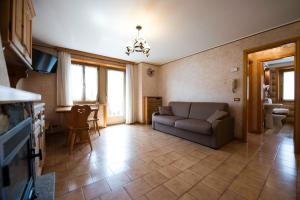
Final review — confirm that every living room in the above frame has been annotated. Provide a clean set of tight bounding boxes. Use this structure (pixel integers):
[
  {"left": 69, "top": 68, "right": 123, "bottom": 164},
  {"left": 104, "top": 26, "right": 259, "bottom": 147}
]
[{"left": 0, "top": 0, "right": 300, "bottom": 200}]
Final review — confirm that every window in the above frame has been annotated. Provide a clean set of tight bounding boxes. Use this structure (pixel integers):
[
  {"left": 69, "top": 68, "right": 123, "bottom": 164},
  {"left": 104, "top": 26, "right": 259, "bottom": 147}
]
[
  {"left": 107, "top": 70, "right": 125, "bottom": 118},
  {"left": 283, "top": 70, "right": 294, "bottom": 101},
  {"left": 71, "top": 64, "right": 98, "bottom": 102}
]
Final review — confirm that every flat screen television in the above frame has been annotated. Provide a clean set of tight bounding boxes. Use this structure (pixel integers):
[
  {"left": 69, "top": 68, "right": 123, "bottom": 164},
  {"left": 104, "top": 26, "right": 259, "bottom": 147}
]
[{"left": 32, "top": 49, "right": 58, "bottom": 73}]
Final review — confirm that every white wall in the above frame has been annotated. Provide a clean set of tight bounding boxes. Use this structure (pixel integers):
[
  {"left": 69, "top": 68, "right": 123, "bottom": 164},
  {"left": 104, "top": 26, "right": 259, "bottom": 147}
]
[{"left": 158, "top": 21, "right": 300, "bottom": 138}]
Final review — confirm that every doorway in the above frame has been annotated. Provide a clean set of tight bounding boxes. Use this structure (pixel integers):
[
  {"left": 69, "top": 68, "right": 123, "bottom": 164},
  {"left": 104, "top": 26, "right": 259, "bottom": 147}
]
[
  {"left": 106, "top": 69, "right": 125, "bottom": 125},
  {"left": 243, "top": 39, "right": 300, "bottom": 153}
]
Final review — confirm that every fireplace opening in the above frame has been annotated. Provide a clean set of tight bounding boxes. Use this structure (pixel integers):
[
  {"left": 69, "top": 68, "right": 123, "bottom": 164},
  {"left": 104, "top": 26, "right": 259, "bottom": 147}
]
[{"left": 0, "top": 118, "right": 35, "bottom": 200}]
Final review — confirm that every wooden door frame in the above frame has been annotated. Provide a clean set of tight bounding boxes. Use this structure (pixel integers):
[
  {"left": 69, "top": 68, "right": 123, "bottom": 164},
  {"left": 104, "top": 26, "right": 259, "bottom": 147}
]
[{"left": 242, "top": 37, "right": 300, "bottom": 154}]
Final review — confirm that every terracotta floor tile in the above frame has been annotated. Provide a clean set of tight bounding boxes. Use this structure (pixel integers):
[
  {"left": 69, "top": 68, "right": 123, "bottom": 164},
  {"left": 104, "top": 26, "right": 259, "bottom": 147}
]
[
  {"left": 83, "top": 179, "right": 111, "bottom": 200},
  {"left": 100, "top": 188, "right": 131, "bottom": 200},
  {"left": 177, "top": 169, "right": 203, "bottom": 186},
  {"left": 106, "top": 173, "right": 131, "bottom": 190},
  {"left": 56, "top": 188, "right": 85, "bottom": 200},
  {"left": 133, "top": 196, "right": 147, "bottom": 200},
  {"left": 189, "top": 163, "right": 213, "bottom": 178},
  {"left": 178, "top": 193, "right": 197, "bottom": 200},
  {"left": 188, "top": 183, "right": 221, "bottom": 200},
  {"left": 234, "top": 172, "right": 265, "bottom": 190},
  {"left": 125, "top": 166, "right": 151, "bottom": 180},
  {"left": 171, "top": 156, "right": 199, "bottom": 170},
  {"left": 219, "top": 190, "right": 246, "bottom": 200},
  {"left": 55, "top": 180, "right": 69, "bottom": 197},
  {"left": 265, "top": 175, "right": 296, "bottom": 194},
  {"left": 124, "top": 178, "right": 153, "bottom": 199},
  {"left": 202, "top": 174, "right": 231, "bottom": 193},
  {"left": 188, "top": 150, "right": 208, "bottom": 160},
  {"left": 164, "top": 151, "right": 184, "bottom": 161},
  {"left": 108, "top": 161, "right": 131, "bottom": 174},
  {"left": 90, "top": 166, "right": 114, "bottom": 182},
  {"left": 153, "top": 155, "right": 175, "bottom": 166},
  {"left": 67, "top": 173, "right": 94, "bottom": 192},
  {"left": 210, "top": 166, "right": 238, "bottom": 182},
  {"left": 45, "top": 124, "right": 297, "bottom": 199},
  {"left": 143, "top": 170, "right": 168, "bottom": 187},
  {"left": 259, "top": 184, "right": 296, "bottom": 200},
  {"left": 164, "top": 176, "right": 193, "bottom": 196},
  {"left": 158, "top": 165, "right": 181, "bottom": 178},
  {"left": 229, "top": 179, "right": 261, "bottom": 200},
  {"left": 146, "top": 185, "right": 177, "bottom": 200}
]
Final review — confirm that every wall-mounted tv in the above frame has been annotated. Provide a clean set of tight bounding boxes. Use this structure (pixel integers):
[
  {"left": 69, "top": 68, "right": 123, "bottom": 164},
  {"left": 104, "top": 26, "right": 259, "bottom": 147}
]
[{"left": 32, "top": 49, "right": 58, "bottom": 73}]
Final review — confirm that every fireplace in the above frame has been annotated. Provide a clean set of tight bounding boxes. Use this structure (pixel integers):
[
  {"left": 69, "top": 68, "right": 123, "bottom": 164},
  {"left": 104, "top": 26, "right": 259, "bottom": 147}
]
[{"left": 0, "top": 117, "right": 36, "bottom": 200}]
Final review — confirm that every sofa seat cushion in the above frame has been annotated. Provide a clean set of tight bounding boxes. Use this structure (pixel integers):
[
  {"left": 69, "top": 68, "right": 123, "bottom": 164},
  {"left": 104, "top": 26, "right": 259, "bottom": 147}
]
[
  {"left": 175, "top": 119, "right": 212, "bottom": 135},
  {"left": 153, "top": 115, "right": 185, "bottom": 126}
]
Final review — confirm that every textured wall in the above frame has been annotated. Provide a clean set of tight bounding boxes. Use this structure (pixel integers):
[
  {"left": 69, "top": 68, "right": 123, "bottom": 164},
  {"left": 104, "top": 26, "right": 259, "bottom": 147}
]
[
  {"left": 17, "top": 71, "right": 58, "bottom": 124},
  {"left": 158, "top": 22, "right": 300, "bottom": 138},
  {"left": 137, "top": 63, "right": 160, "bottom": 123},
  {"left": 0, "top": 34, "right": 10, "bottom": 87}
]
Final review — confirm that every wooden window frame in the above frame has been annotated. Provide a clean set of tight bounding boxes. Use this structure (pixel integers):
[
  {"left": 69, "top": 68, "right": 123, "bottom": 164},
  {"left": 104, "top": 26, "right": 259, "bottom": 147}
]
[
  {"left": 279, "top": 68, "right": 295, "bottom": 102},
  {"left": 71, "top": 62, "right": 99, "bottom": 104}
]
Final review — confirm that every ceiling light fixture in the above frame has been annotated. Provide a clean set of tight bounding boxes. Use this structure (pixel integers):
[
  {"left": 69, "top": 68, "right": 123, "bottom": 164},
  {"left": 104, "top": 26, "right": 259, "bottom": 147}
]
[{"left": 125, "top": 25, "right": 150, "bottom": 57}]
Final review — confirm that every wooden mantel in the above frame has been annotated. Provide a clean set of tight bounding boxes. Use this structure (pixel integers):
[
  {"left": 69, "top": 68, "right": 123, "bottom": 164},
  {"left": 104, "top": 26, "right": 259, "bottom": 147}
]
[{"left": 0, "top": 85, "right": 41, "bottom": 104}]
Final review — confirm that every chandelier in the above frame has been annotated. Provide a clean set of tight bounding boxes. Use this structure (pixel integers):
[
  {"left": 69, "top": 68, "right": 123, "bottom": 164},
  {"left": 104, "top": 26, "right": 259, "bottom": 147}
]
[{"left": 125, "top": 25, "right": 150, "bottom": 57}]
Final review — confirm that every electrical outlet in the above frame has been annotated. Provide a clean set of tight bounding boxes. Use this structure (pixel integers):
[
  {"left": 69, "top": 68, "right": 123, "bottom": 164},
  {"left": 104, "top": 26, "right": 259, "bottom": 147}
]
[{"left": 234, "top": 98, "right": 240, "bottom": 102}]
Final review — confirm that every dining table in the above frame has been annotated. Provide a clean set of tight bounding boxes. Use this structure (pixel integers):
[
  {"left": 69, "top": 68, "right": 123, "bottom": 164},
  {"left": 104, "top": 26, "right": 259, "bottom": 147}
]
[{"left": 55, "top": 104, "right": 107, "bottom": 127}]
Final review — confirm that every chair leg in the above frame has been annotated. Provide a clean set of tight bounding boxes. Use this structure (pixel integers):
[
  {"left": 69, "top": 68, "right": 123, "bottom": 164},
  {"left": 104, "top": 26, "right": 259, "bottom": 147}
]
[
  {"left": 66, "top": 130, "right": 72, "bottom": 145},
  {"left": 69, "top": 132, "right": 76, "bottom": 154},
  {"left": 95, "top": 121, "right": 100, "bottom": 136},
  {"left": 87, "top": 130, "right": 93, "bottom": 151},
  {"left": 93, "top": 121, "right": 97, "bottom": 135}
]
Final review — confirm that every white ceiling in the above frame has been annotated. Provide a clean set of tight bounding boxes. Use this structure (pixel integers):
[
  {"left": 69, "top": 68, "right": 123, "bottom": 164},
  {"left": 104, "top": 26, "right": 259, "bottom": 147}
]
[{"left": 32, "top": 0, "right": 300, "bottom": 65}]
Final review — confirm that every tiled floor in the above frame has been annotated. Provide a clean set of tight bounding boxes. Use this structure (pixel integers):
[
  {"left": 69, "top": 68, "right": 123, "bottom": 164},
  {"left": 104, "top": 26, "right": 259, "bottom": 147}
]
[{"left": 44, "top": 124, "right": 299, "bottom": 200}]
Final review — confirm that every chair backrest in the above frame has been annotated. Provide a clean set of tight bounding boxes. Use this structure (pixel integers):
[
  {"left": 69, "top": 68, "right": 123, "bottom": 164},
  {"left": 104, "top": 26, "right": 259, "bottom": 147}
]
[{"left": 69, "top": 105, "right": 92, "bottom": 129}]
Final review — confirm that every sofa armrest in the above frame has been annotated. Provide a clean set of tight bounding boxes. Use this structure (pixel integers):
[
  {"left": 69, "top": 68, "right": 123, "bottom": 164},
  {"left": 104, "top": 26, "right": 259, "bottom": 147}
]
[
  {"left": 152, "top": 111, "right": 160, "bottom": 117},
  {"left": 152, "top": 112, "right": 160, "bottom": 128},
  {"left": 211, "top": 116, "right": 234, "bottom": 148}
]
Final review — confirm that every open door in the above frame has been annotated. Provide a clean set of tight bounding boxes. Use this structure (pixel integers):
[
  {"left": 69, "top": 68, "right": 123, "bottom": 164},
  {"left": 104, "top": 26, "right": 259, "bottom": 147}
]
[
  {"left": 106, "top": 69, "right": 125, "bottom": 125},
  {"left": 243, "top": 39, "right": 300, "bottom": 153}
]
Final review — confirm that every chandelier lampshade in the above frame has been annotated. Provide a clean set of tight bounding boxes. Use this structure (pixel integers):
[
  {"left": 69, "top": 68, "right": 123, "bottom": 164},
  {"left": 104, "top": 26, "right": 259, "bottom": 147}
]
[{"left": 126, "top": 25, "right": 150, "bottom": 57}]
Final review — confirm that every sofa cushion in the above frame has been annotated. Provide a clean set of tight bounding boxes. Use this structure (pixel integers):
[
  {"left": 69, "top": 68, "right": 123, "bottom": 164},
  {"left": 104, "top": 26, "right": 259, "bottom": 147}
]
[
  {"left": 169, "top": 102, "right": 191, "bottom": 118},
  {"left": 189, "top": 103, "right": 228, "bottom": 120},
  {"left": 206, "top": 110, "right": 228, "bottom": 123},
  {"left": 153, "top": 115, "right": 185, "bottom": 126},
  {"left": 175, "top": 119, "right": 212, "bottom": 135},
  {"left": 159, "top": 106, "right": 173, "bottom": 115}
]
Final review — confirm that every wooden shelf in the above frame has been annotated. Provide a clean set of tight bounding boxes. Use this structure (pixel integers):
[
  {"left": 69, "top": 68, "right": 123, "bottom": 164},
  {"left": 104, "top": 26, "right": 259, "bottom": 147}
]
[{"left": 0, "top": 85, "right": 41, "bottom": 104}]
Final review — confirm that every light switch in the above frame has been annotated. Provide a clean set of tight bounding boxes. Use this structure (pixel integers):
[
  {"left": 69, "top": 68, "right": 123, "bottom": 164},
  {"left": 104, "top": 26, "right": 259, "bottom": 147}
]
[{"left": 231, "top": 67, "right": 239, "bottom": 72}]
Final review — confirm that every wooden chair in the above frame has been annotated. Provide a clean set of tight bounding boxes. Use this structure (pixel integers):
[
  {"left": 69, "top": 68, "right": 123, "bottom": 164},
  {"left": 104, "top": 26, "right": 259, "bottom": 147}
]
[
  {"left": 88, "top": 104, "right": 101, "bottom": 136},
  {"left": 67, "top": 105, "right": 92, "bottom": 154}
]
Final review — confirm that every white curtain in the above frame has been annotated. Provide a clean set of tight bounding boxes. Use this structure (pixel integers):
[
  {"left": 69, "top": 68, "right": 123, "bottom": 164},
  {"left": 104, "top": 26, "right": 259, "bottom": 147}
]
[
  {"left": 57, "top": 51, "right": 73, "bottom": 106},
  {"left": 125, "top": 64, "right": 135, "bottom": 124}
]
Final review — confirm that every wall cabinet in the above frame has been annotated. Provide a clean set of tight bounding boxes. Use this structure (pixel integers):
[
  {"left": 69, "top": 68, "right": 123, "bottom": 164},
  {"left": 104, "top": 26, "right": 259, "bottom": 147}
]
[
  {"left": 0, "top": 0, "right": 35, "bottom": 87},
  {"left": 144, "top": 96, "right": 162, "bottom": 124}
]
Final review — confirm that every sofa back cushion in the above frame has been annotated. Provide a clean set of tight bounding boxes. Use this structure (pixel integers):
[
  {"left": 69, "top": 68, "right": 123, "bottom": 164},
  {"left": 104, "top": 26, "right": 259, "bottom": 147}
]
[
  {"left": 169, "top": 102, "right": 191, "bottom": 118},
  {"left": 189, "top": 102, "right": 228, "bottom": 120}
]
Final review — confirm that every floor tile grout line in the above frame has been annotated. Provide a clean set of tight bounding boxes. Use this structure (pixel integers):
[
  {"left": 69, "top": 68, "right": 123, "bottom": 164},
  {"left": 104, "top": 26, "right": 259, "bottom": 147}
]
[
  {"left": 175, "top": 152, "right": 237, "bottom": 200},
  {"left": 48, "top": 125, "right": 297, "bottom": 200},
  {"left": 214, "top": 143, "right": 264, "bottom": 200},
  {"left": 256, "top": 140, "right": 282, "bottom": 199}
]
